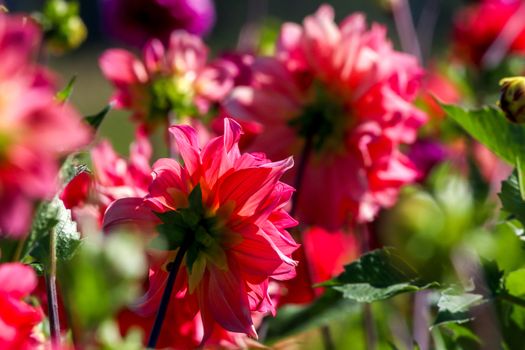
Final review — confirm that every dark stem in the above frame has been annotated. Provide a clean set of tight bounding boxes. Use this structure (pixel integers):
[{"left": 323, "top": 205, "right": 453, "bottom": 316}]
[
  {"left": 321, "top": 325, "right": 336, "bottom": 350},
  {"left": 289, "top": 136, "right": 337, "bottom": 350},
  {"left": 147, "top": 239, "right": 191, "bottom": 348},
  {"left": 46, "top": 228, "right": 61, "bottom": 349},
  {"left": 500, "top": 293, "right": 525, "bottom": 309},
  {"left": 290, "top": 136, "right": 313, "bottom": 218}
]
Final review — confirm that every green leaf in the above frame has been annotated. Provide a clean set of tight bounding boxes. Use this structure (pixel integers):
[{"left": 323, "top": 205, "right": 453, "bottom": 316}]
[
  {"left": 265, "top": 289, "right": 356, "bottom": 343},
  {"left": 58, "top": 153, "right": 89, "bottom": 188},
  {"left": 26, "top": 197, "right": 81, "bottom": 265},
  {"left": 323, "top": 248, "right": 438, "bottom": 303},
  {"left": 56, "top": 75, "right": 77, "bottom": 102},
  {"left": 433, "top": 288, "right": 485, "bottom": 327},
  {"left": 499, "top": 171, "right": 525, "bottom": 228},
  {"left": 443, "top": 104, "right": 525, "bottom": 166},
  {"left": 85, "top": 104, "right": 111, "bottom": 130}
]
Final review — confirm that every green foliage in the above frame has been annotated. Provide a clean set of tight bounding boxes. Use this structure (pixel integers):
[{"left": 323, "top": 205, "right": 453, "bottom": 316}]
[
  {"left": 56, "top": 75, "right": 77, "bottom": 102},
  {"left": 433, "top": 288, "right": 485, "bottom": 327},
  {"left": 265, "top": 289, "right": 356, "bottom": 343},
  {"left": 59, "top": 232, "right": 147, "bottom": 330},
  {"left": 322, "top": 248, "right": 438, "bottom": 303},
  {"left": 25, "top": 197, "right": 80, "bottom": 266},
  {"left": 443, "top": 104, "right": 525, "bottom": 166},
  {"left": 85, "top": 104, "right": 112, "bottom": 130},
  {"left": 499, "top": 171, "right": 525, "bottom": 228}
]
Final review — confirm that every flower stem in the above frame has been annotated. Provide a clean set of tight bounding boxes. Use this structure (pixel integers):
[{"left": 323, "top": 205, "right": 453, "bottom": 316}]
[
  {"left": 46, "top": 227, "right": 61, "bottom": 349},
  {"left": 147, "top": 239, "right": 191, "bottom": 349},
  {"left": 289, "top": 136, "right": 336, "bottom": 350},
  {"left": 500, "top": 293, "right": 525, "bottom": 309},
  {"left": 290, "top": 136, "right": 313, "bottom": 218}
]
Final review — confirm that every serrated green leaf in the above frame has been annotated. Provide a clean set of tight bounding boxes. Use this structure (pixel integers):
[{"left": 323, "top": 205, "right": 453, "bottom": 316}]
[
  {"left": 499, "top": 171, "right": 525, "bottom": 228},
  {"left": 443, "top": 104, "right": 525, "bottom": 166},
  {"left": 59, "top": 154, "right": 89, "bottom": 187},
  {"left": 433, "top": 288, "right": 485, "bottom": 327},
  {"left": 85, "top": 104, "right": 111, "bottom": 130},
  {"left": 56, "top": 75, "right": 76, "bottom": 102},
  {"left": 26, "top": 197, "right": 81, "bottom": 265},
  {"left": 323, "top": 248, "right": 438, "bottom": 303}
]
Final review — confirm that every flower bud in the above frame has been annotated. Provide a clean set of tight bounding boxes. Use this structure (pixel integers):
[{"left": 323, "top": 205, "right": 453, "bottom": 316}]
[
  {"left": 41, "top": 0, "right": 87, "bottom": 55},
  {"left": 499, "top": 76, "right": 525, "bottom": 123}
]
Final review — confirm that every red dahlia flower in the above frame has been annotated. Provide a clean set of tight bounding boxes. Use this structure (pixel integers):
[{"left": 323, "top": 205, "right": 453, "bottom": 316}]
[
  {"left": 225, "top": 5, "right": 426, "bottom": 230},
  {"left": 0, "top": 14, "right": 90, "bottom": 237},
  {"left": 103, "top": 119, "right": 298, "bottom": 342},
  {"left": 0, "top": 263, "right": 43, "bottom": 350}
]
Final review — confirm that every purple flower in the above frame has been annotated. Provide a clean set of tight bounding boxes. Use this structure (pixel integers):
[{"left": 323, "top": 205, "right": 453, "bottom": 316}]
[
  {"left": 100, "top": 0, "right": 215, "bottom": 47},
  {"left": 408, "top": 139, "right": 448, "bottom": 181}
]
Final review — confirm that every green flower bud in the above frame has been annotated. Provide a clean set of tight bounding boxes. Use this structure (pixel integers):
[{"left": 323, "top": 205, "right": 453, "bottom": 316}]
[
  {"left": 41, "top": 0, "right": 87, "bottom": 55},
  {"left": 499, "top": 76, "right": 525, "bottom": 123}
]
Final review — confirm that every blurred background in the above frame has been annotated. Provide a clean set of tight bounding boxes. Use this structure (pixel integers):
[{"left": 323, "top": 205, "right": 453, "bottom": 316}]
[{"left": 4, "top": 0, "right": 466, "bottom": 154}]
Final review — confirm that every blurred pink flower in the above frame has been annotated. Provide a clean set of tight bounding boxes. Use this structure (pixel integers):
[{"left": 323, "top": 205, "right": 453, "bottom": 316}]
[
  {"left": 0, "top": 14, "right": 90, "bottom": 237},
  {"left": 100, "top": 0, "right": 215, "bottom": 48},
  {"left": 99, "top": 31, "right": 235, "bottom": 131},
  {"left": 453, "top": 0, "right": 525, "bottom": 66},
  {"left": 0, "top": 263, "right": 43, "bottom": 350},
  {"left": 104, "top": 119, "right": 298, "bottom": 342},
  {"left": 225, "top": 5, "right": 426, "bottom": 230},
  {"left": 60, "top": 128, "right": 152, "bottom": 226}
]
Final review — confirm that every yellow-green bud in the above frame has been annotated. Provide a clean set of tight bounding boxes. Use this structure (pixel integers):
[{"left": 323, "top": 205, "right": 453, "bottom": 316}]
[{"left": 499, "top": 77, "right": 525, "bottom": 123}]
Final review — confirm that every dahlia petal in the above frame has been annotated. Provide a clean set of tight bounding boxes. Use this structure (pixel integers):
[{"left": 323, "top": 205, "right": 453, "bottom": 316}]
[
  {"left": 103, "top": 197, "right": 159, "bottom": 232},
  {"left": 0, "top": 264, "right": 37, "bottom": 297},
  {"left": 205, "top": 263, "right": 254, "bottom": 336},
  {"left": 146, "top": 158, "right": 190, "bottom": 211},
  {"left": 169, "top": 124, "right": 201, "bottom": 177},
  {"left": 99, "top": 49, "right": 148, "bottom": 85}
]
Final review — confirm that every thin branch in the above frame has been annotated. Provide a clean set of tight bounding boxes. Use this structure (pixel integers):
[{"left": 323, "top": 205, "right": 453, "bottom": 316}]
[
  {"left": 46, "top": 227, "right": 61, "bottom": 349},
  {"left": 147, "top": 240, "right": 191, "bottom": 348}
]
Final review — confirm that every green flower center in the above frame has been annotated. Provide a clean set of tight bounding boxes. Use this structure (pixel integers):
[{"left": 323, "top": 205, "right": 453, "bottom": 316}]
[
  {"left": 148, "top": 75, "right": 199, "bottom": 123},
  {"left": 155, "top": 185, "right": 240, "bottom": 292},
  {"left": 288, "top": 82, "right": 351, "bottom": 155}
]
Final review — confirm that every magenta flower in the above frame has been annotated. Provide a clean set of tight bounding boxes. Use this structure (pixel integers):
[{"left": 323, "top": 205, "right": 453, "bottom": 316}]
[
  {"left": 99, "top": 30, "right": 235, "bottom": 130},
  {"left": 0, "top": 263, "right": 43, "bottom": 350},
  {"left": 225, "top": 5, "right": 427, "bottom": 230},
  {"left": 0, "top": 14, "right": 90, "bottom": 237},
  {"left": 100, "top": 0, "right": 215, "bottom": 47},
  {"left": 103, "top": 119, "right": 298, "bottom": 341}
]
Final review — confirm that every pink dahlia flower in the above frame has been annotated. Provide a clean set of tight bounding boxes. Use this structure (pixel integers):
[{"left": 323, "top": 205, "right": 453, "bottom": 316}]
[
  {"left": 100, "top": 0, "right": 216, "bottom": 48},
  {"left": 0, "top": 263, "right": 43, "bottom": 350},
  {"left": 225, "top": 5, "right": 426, "bottom": 230},
  {"left": 0, "top": 14, "right": 90, "bottom": 237},
  {"left": 103, "top": 118, "right": 298, "bottom": 342},
  {"left": 61, "top": 128, "right": 152, "bottom": 226},
  {"left": 99, "top": 31, "right": 235, "bottom": 131}
]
